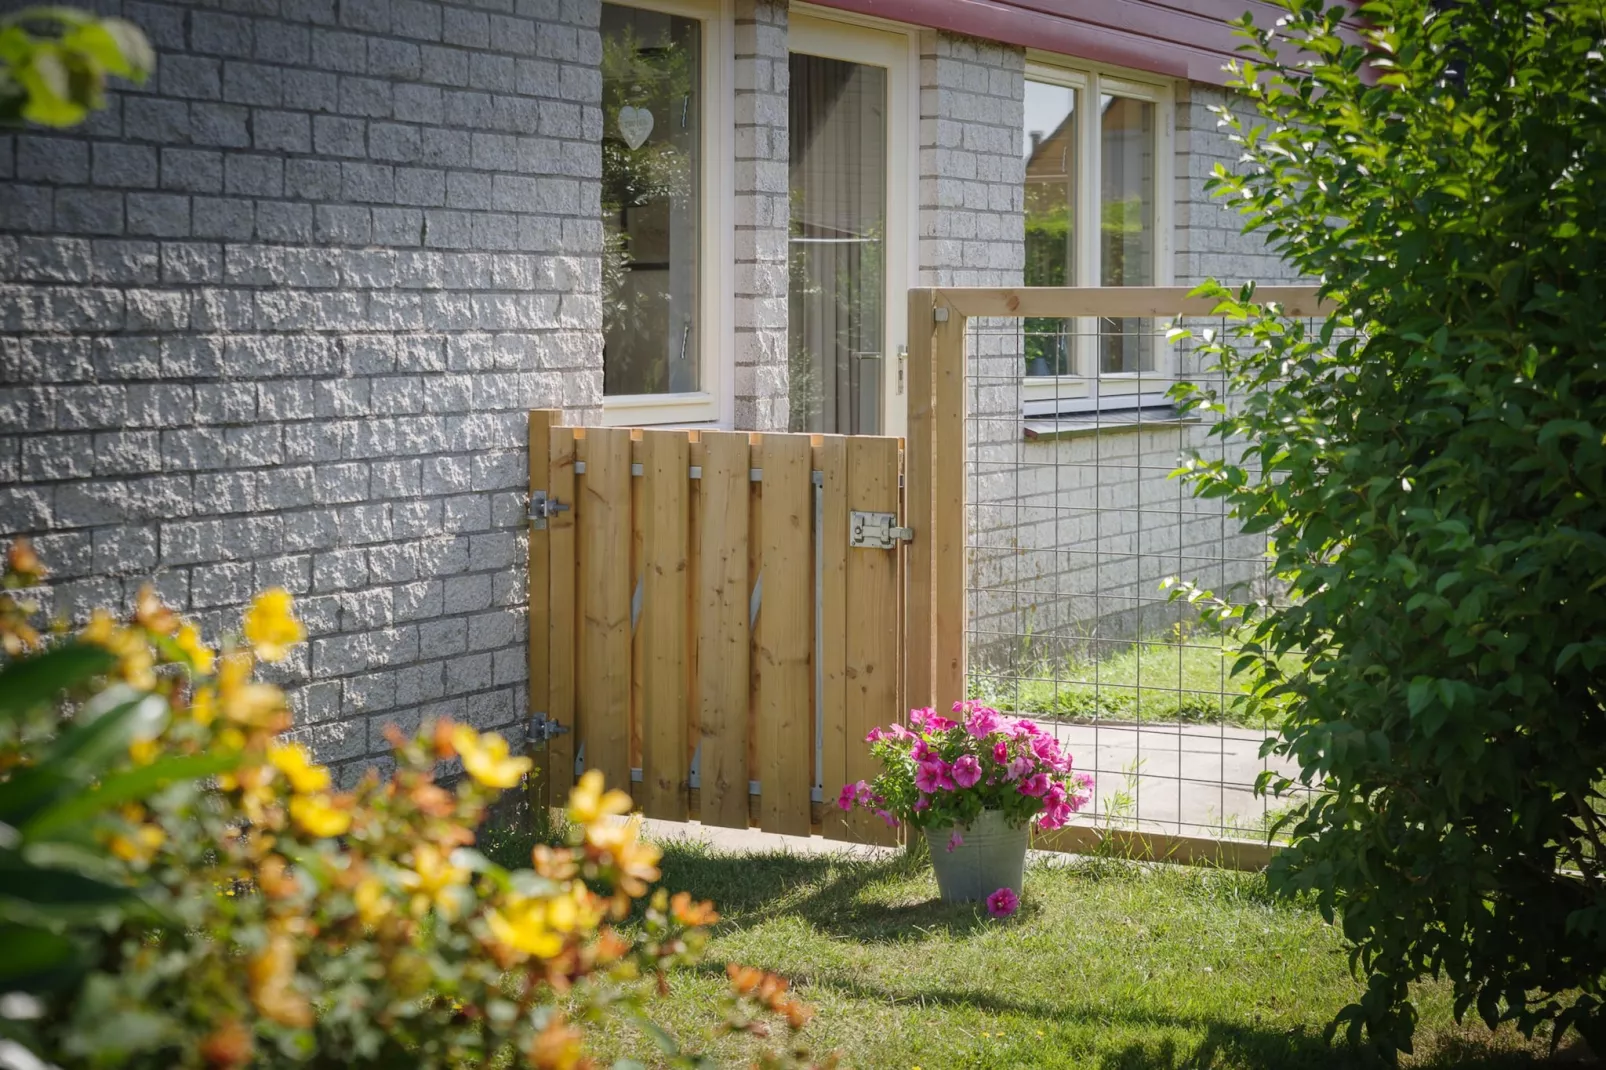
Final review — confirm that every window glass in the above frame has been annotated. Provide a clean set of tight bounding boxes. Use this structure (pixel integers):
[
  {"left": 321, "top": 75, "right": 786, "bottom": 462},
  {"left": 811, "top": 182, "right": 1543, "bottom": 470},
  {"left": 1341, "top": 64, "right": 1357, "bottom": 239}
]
[
  {"left": 1022, "top": 80, "right": 1076, "bottom": 376},
  {"left": 1098, "top": 94, "right": 1155, "bottom": 373},
  {"left": 601, "top": 3, "right": 701, "bottom": 396}
]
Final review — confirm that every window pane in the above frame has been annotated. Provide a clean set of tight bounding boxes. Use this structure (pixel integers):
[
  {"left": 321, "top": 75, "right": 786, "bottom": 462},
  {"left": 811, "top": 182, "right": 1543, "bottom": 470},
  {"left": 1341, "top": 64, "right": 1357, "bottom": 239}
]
[
  {"left": 788, "top": 53, "right": 887, "bottom": 435},
  {"left": 1099, "top": 94, "right": 1155, "bottom": 373},
  {"left": 1023, "top": 80, "right": 1075, "bottom": 377},
  {"left": 601, "top": 3, "right": 701, "bottom": 396}
]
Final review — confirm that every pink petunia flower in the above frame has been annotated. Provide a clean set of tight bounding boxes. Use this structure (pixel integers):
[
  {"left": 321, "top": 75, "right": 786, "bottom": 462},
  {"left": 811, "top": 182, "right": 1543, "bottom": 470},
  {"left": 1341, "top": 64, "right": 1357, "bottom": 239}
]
[
  {"left": 874, "top": 809, "right": 899, "bottom": 828},
  {"left": 836, "top": 782, "right": 859, "bottom": 811},
  {"left": 914, "top": 793, "right": 931, "bottom": 812},
  {"left": 965, "top": 707, "right": 1003, "bottom": 739},
  {"left": 986, "top": 887, "right": 1019, "bottom": 918},
  {"left": 914, "top": 760, "right": 948, "bottom": 794},
  {"left": 1019, "top": 772, "right": 1051, "bottom": 797},
  {"left": 946, "top": 830, "right": 964, "bottom": 853},
  {"left": 951, "top": 754, "right": 982, "bottom": 788},
  {"left": 992, "top": 739, "right": 1010, "bottom": 764},
  {"left": 909, "top": 707, "right": 935, "bottom": 730},
  {"left": 1007, "top": 755, "right": 1035, "bottom": 781}
]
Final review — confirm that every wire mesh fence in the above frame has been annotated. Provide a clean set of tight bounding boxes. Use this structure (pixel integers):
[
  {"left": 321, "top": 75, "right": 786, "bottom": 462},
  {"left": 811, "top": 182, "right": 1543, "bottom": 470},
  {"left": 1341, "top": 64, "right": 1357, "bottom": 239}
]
[{"left": 955, "top": 303, "right": 1317, "bottom": 842}]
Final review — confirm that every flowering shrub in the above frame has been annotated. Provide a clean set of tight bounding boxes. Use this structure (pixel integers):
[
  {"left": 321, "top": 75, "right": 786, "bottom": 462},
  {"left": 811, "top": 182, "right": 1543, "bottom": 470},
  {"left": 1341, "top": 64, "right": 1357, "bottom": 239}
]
[
  {"left": 0, "top": 541, "right": 829, "bottom": 1070},
  {"left": 838, "top": 703, "right": 1092, "bottom": 832}
]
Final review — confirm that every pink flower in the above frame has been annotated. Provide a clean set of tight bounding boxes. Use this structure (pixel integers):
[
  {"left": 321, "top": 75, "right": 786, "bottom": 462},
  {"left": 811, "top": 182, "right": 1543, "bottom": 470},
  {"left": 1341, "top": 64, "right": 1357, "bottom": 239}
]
[
  {"left": 965, "top": 707, "right": 1003, "bottom": 739},
  {"left": 1013, "top": 718, "right": 1042, "bottom": 737},
  {"left": 946, "top": 830, "right": 964, "bottom": 853},
  {"left": 1006, "top": 755, "right": 1035, "bottom": 781},
  {"left": 908, "top": 707, "right": 936, "bottom": 731},
  {"left": 874, "top": 809, "right": 899, "bottom": 828},
  {"left": 1038, "top": 800, "right": 1072, "bottom": 830},
  {"left": 835, "top": 782, "right": 859, "bottom": 811},
  {"left": 914, "top": 793, "right": 931, "bottom": 812},
  {"left": 914, "top": 760, "right": 948, "bottom": 794},
  {"left": 1020, "top": 772, "right": 1051, "bottom": 797},
  {"left": 866, "top": 727, "right": 885, "bottom": 743},
  {"left": 1031, "top": 734, "right": 1064, "bottom": 766},
  {"left": 1044, "top": 781, "right": 1066, "bottom": 806},
  {"left": 992, "top": 740, "right": 1010, "bottom": 764},
  {"left": 986, "top": 887, "right": 1019, "bottom": 918},
  {"left": 911, "top": 740, "right": 933, "bottom": 763},
  {"left": 951, "top": 754, "right": 982, "bottom": 788}
]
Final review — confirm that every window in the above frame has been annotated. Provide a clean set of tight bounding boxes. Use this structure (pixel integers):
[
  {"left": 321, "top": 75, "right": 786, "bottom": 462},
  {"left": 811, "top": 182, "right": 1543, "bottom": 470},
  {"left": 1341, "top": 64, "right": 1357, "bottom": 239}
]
[
  {"left": 1021, "top": 63, "right": 1172, "bottom": 415},
  {"left": 600, "top": 0, "right": 728, "bottom": 426}
]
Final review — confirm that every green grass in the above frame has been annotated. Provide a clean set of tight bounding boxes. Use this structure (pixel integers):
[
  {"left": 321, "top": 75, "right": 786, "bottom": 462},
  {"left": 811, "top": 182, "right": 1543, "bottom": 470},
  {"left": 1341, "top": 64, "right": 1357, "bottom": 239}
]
[
  {"left": 565, "top": 841, "right": 1558, "bottom": 1069},
  {"left": 970, "top": 631, "right": 1302, "bottom": 729}
]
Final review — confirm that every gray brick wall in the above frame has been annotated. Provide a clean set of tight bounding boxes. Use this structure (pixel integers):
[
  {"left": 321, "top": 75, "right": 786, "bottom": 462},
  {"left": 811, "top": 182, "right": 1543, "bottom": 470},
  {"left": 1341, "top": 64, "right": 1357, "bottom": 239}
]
[
  {"left": 731, "top": 0, "right": 788, "bottom": 432},
  {"left": 0, "top": 0, "right": 604, "bottom": 780}
]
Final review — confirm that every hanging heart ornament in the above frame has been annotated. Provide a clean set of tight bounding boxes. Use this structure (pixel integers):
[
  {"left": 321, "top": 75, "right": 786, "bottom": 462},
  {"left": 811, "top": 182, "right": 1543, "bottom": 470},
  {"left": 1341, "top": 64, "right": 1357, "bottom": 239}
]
[{"left": 617, "top": 106, "right": 654, "bottom": 150}]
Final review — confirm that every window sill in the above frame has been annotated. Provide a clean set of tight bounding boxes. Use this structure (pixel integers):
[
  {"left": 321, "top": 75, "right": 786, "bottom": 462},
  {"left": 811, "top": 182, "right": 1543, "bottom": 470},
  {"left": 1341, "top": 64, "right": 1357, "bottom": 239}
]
[
  {"left": 601, "top": 391, "right": 721, "bottom": 427},
  {"left": 1023, "top": 405, "right": 1198, "bottom": 441}
]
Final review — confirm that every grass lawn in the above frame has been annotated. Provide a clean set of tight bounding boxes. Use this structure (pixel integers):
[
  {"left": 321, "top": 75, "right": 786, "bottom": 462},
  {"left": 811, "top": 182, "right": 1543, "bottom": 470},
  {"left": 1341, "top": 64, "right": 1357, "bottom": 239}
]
[
  {"left": 969, "top": 631, "right": 1302, "bottom": 729},
  {"left": 524, "top": 838, "right": 1559, "bottom": 1069}
]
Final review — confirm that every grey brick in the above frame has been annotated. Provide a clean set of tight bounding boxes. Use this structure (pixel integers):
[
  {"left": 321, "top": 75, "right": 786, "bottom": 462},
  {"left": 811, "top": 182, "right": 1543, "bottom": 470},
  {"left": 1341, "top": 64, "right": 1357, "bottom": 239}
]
[
  {"left": 194, "top": 471, "right": 253, "bottom": 513},
  {"left": 255, "top": 200, "right": 313, "bottom": 242},
  {"left": 0, "top": 185, "right": 52, "bottom": 231},
  {"left": 160, "top": 335, "right": 224, "bottom": 377},
  {"left": 311, "top": 29, "right": 368, "bottom": 73},
  {"left": 282, "top": 70, "right": 340, "bottom": 112},
  {"left": 285, "top": 158, "right": 343, "bottom": 199},
  {"left": 368, "top": 122, "right": 421, "bottom": 162},
  {"left": 253, "top": 20, "right": 310, "bottom": 64},
  {"left": 282, "top": 0, "right": 338, "bottom": 24},
  {"left": 161, "top": 148, "right": 223, "bottom": 193},
  {"left": 368, "top": 38, "right": 421, "bottom": 79},
  {"left": 92, "top": 335, "right": 161, "bottom": 378},
  {"left": 191, "top": 197, "right": 255, "bottom": 240},
  {"left": 253, "top": 109, "right": 311, "bottom": 152},
  {"left": 92, "top": 526, "right": 159, "bottom": 575},
  {"left": 338, "top": 76, "right": 391, "bottom": 118},
  {"left": 22, "top": 433, "right": 93, "bottom": 480},
  {"left": 223, "top": 62, "right": 284, "bottom": 106},
  {"left": 339, "top": 0, "right": 390, "bottom": 32},
  {"left": 190, "top": 103, "right": 253, "bottom": 148},
  {"left": 124, "top": 2, "right": 186, "bottom": 50},
  {"left": 313, "top": 115, "right": 367, "bottom": 158},
  {"left": 16, "top": 237, "right": 92, "bottom": 282},
  {"left": 315, "top": 204, "right": 372, "bottom": 244},
  {"left": 392, "top": 0, "right": 442, "bottom": 39},
  {"left": 192, "top": 562, "right": 255, "bottom": 607},
  {"left": 419, "top": 44, "right": 469, "bottom": 85},
  {"left": 156, "top": 55, "right": 222, "bottom": 100},
  {"left": 123, "top": 98, "right": 192, "bottom": 144},
  {"left": 371, "top": 207, "right": 423, "bottom": 245},
  {"left": 160, "top": 241, "right": 222, "bottom": 283},
  {"left": 18, "top": 136, "right": 88, "bottom": 184},
  {"left": 126, "top": 193, "right": 190, "bottom": 238},
  {"left": 444, "top": 651, "right": 492, "bottom": 695},
  {"left": 224, "top": 154, "right": 284, "bottom": 197},
  {"left": 341, "top": 161, "right": 393, "bottom": 202},
  {"left": 54, "top": 191, "right": 125, "bottom": 236},
  {"left": 125, "top": 289, "right": 189, "bottom": 330},
  {"left": 194, "top": 380, "right": 256, "bottom": 422},
  {"left": 92, "top": 142, "right": 158, "bottom": 187},
  {"left": 192, "top": 12, "right": 254, "bottom": 56}
]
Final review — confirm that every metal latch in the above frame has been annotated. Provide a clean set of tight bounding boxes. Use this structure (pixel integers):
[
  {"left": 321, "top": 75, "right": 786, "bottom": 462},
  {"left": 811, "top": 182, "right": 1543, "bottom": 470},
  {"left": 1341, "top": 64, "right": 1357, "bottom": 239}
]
[
  {"left": 849, "top": 511, "right": 913, "bottom": 549},
  {"left": 527, "top": 490, "right": 569, "bottom": 529},
  {"left": 528, "top": 712, "right": 571, "bottom": 743}
]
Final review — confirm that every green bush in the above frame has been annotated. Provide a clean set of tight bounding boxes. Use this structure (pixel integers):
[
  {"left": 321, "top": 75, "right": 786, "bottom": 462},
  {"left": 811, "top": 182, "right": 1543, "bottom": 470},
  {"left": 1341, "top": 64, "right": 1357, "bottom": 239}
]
[{"left": 1171, "top": 0, "right": 1606, "bottom": 1056}]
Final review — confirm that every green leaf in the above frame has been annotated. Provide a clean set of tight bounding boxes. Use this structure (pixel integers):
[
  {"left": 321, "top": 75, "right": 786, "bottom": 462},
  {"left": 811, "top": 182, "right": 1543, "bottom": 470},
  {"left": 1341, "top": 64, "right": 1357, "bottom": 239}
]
[
  {"left": 0, "top": 641, "right": 118, "bottom": 721},
  {"left": 23, "top": 750, "right": 241, "bottom": 839}
]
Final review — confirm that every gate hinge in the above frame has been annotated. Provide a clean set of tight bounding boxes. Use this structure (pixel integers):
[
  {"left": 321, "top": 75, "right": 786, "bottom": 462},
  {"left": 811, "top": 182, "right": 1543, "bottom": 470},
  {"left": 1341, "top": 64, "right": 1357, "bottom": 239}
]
[
  {"left": 849, "top": 511, "right": 914, "bottom": 549},
  {"left": 528, "top": 712, "right": 571, "bottom": 743},
  {"left": 527, "top": 490, "right": 570, "bottom": 529}
]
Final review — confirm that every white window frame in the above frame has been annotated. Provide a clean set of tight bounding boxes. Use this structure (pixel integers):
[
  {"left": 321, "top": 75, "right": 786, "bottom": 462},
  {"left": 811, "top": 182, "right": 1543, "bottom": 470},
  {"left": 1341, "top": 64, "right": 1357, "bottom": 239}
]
[
  {"left": 600, "top": 0, "right": 735, "bottom": 428},
  {"left": 1020, "top": 56, "right": 1175, "bottom": 418}
]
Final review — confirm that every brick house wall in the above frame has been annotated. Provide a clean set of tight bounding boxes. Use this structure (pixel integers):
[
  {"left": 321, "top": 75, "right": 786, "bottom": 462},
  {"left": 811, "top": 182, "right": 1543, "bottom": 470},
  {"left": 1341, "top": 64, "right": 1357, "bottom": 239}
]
[{"left": 0, "top": 0, "right": 604, "bottom": 780}]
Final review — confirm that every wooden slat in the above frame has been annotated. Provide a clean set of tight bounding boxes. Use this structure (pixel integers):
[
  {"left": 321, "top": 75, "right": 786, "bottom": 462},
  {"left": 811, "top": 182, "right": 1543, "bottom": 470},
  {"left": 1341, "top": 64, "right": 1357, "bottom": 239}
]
[
  {"left": 932, "top": 298, "right": 967, "bottom": 714},
  {"left": 817, "top": 436, "right": 851, "bottom": 841},
  {"left": 1032, "top": 825, "right": 1277, "bottom": 872},
  {"left": 638, "top": 430, "right": 689, "bottom": 820},
  {"left": 843, "top": 436, "right": 901, "bottom": 845},
  {"left": 526, "top": 410, "right": 557, "bottom": 812},
  {"left": 937, "top": 285, "right": 1330, "bottom": 320},
  {"left": 579, "top": 427, "right": 632, "bottom": 796},
  {"left": 546, "top": 424, "right": 578, "bottom": 805},
  {"left": 629, "top": 432, "right": 644, "bottom": 776},
  {"left": 904, "top": 288, "right": 936, "bottom": 711},
  {"left": 755, "top": 433, "right": 812, "bottom": 836},
  {"left": 746, "top": 438, "right": 762, "bottom": 820},
  {"left": 696, "top": 432, "right": 752, "bottom": 829}
]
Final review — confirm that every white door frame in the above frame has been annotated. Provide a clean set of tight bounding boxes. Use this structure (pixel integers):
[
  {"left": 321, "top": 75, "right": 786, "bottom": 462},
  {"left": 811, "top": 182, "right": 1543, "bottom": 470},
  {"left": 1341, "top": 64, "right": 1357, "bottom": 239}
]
[{"left": 788, "top": 8, "right": 918, "bottom": 438}]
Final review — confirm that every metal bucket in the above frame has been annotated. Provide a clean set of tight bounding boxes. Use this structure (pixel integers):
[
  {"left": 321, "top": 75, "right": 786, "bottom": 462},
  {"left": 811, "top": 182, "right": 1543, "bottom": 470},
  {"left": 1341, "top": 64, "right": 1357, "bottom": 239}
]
[{"left": 923, "top": 809, "right": 1029, "bottom": 903}]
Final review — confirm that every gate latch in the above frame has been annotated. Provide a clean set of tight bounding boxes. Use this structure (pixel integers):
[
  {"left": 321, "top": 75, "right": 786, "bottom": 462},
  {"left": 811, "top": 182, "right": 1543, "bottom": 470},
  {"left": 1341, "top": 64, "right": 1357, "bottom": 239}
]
[
  {"left": 527, "top": 713, "right": 571, "bottom": 744},
  {"left": 849, "top": 511, "right": 913, "bottom": 550},
  {"left": 527, "top": 490, "right": 570, "bottom": 529}
]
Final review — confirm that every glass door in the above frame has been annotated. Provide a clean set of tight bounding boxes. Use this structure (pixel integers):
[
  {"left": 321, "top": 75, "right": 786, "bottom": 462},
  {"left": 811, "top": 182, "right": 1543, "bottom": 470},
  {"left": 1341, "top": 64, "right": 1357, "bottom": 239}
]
[{"left": 787, "top": 16, "right": 910, "bottom": 436}]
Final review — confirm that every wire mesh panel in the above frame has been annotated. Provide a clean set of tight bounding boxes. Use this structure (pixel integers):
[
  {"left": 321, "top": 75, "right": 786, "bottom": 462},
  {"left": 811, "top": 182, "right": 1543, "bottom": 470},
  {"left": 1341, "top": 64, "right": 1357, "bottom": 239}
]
[{"left": 927, "top": 290, "right": 1323, "bottom": 844}]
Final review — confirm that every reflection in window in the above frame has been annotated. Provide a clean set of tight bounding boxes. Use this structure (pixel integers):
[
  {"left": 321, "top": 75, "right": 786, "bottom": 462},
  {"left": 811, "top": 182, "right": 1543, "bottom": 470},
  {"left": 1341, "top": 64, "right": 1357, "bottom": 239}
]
[
  {"left": 1099, "top": 94, "right": 1154, "bottom": 373},
  {"left": 601, "top": 3, "right": 701, "bottom": 396},
  {"left": 1022, "top": 80, "right": 1075, "bottom": 377}
]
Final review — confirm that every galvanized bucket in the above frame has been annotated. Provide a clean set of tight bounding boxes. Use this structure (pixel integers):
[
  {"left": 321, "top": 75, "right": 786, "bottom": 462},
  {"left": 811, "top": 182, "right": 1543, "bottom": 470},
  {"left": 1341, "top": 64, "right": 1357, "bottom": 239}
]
[{"left": 923, "top": 809, "right": 1029, "bottom": 903}]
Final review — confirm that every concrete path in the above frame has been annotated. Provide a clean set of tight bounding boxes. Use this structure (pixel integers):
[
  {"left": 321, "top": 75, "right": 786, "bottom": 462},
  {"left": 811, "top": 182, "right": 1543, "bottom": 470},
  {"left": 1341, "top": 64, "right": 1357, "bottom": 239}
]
[{"left": 631, "top": 720, "right": 1305, "bottom": 857}]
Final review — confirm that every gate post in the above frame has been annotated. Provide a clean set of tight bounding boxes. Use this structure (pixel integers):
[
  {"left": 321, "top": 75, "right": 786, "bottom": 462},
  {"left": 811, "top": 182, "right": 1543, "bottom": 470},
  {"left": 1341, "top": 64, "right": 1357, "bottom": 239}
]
[{"left": 526, "top": 409, "right": 560, "bottom": 817}]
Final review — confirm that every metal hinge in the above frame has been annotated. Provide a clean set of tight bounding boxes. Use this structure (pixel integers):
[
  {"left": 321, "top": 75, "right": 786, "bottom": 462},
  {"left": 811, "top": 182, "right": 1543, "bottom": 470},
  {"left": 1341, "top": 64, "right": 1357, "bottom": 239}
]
[
  {"left": 528, "top": 712, "right": 571, "bottom": 743},
  {"left": 527, "top": 490, "right": 570, "bottom": 529},
  {"left": 849, "top": 511, "right": 913, "bottom": 549}
]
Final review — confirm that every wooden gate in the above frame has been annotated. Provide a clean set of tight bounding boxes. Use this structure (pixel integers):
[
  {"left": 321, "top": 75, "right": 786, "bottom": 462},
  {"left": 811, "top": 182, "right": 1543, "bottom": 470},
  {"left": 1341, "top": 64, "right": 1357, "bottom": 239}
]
[{"left": 525, "top": 410, "right": 904, "bottom": 843}]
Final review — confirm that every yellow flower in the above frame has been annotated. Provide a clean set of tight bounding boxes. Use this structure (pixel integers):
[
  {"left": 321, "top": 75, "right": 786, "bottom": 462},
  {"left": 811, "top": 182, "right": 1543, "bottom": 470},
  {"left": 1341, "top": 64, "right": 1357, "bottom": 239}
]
[
  {"left": 354, "top": 876, "right": 391, "bottom": 925},
  {"left": 109, "top": 823, "right": 165, "bottom": 863},
  {"left": 450, "top": 724, "right": 532, "bottom": 789},
  {"left": 81, "top": 609, "right": 156, "bottom": 690},
  {"left": 289, "top": 794, "right": 351, "bottom": 838},
  {"left": 486, "top": 896, "right": 564, "bottom": 959},
  {"left": 190, "top": 685, "right": 217, "bottom": 726},
  {"left": 398, "top": 844, "right": 469, "bottom": 918},
  {"left": 128, "top": 738, "right": 159, "bottom": 766},
  {"left": 249, "top": 931, "right": 312, "bottom": 1027},
  {"left": 216, "top": 654, "right": 286, "bottom": 728},
  {"left": 269, "top": 743, "right": 331, "bottom": 795},
  {"left": 567, "top": 769, "right": 632, "bottom": 827},
  {"left": 174, "top": 621, "right": 215, "bottom": 674},
  {"left": 585, "top": 814, "right": 661, "bottom": 897},
  {"left": 243, "top": 588, "right": 305, "bottom": 663}
]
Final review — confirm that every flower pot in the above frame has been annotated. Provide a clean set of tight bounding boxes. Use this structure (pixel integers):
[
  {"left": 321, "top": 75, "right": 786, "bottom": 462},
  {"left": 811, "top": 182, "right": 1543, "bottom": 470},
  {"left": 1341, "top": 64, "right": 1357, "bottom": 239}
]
[{"left": 923, "top": 809, "right": 1029, "bottom": 904}]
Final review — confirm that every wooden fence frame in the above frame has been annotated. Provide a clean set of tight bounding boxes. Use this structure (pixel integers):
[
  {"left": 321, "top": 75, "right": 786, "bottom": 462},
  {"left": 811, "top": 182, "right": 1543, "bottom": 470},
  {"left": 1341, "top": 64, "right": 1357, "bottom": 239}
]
[{"left": 901, "top": 285, "right": 1331, "bottom": 872}]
